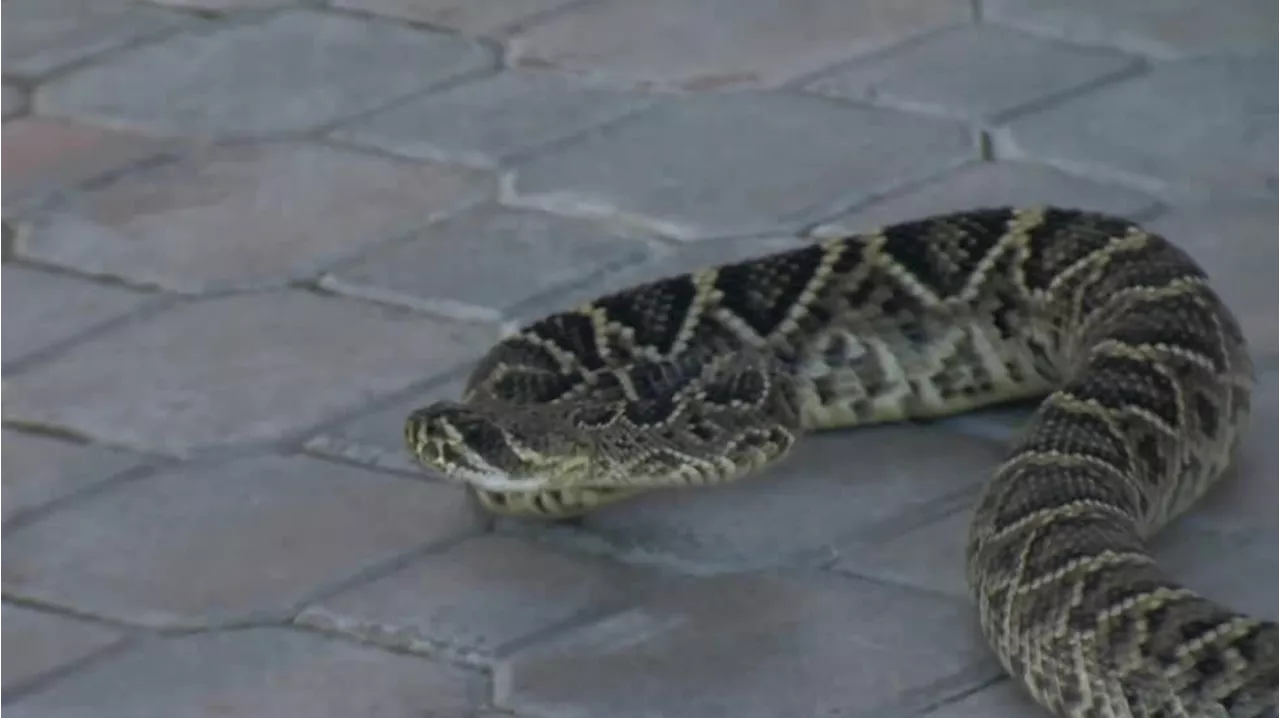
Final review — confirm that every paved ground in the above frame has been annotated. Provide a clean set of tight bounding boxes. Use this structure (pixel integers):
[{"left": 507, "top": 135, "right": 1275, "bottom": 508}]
[{"left": 2, "top": 1, "right": 1276, "bottom": 716}]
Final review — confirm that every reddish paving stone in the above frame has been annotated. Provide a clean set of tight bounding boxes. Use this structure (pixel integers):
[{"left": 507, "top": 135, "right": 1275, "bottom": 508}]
[
  {"left": 4, "top": 628, "right": 483, "bottom": 718},
  {"left": 333, "top": 0, "right": 581, "bottom": 36},
  {"left": 2, "top": 605, "right": 125, "bottom": 696},
  {"left": 3, "top": 455, "right": 479, "bottom": 627},
  {"left": 2, "top": 291, "right": 496, "bottom": 455},
  {"left": 15, "top": 143, "right": 492, "bottom": 293},
  {"left": 1, "top": 429, "right": 146, "bottom": 523}
]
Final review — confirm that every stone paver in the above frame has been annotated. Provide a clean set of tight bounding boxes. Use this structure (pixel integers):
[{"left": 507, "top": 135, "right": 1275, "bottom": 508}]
[
  {"left": 333, "top": 0, "right": 582, "bottom": 37},
  {"left": 4, "top": 85, "right": 27, "bottom": 119},
  {"left": 36, "top": 10, "right": 493, "bottom": 138},
  {"left": 924, "top": 680, "right": 1042, "bottom": 718},
  {"left": 2, "top": 605, "right": 126, "bottom": 696},
  {"left": 513, "top": 91, "right": 972, "bottom": 239},
  {"left": 2, "top": 291, "right": 496, "bottom": 454},
  {"left": 1, "top": 429, "right": 146, "bottom": 523},
  {"left": 334, "top": 70, "right": 655, "bottom": 168},
  {"left": 509, "top": 0, "right": 969, "bottom": 88},
  {"left": 807, "top": 24, "right": 1136, "bottom": 123},
  {"left": 4, "top": 628, "right": 483, "bottom": 718},
  {"left": 3, "top": 455, "right": 477, "bottom": 628},
  {"left": 14, "top": 143, "right": 492, "bottom": 293}
]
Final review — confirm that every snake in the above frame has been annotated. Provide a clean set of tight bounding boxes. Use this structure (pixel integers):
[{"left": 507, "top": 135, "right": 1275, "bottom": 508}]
[{"left": 404, "top": 207, "right": 1277, "bottom": 717}]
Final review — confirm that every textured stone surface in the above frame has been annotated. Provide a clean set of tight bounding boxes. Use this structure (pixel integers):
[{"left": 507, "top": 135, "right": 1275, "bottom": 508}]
[
  {"left": 2, "top": 605, "right": 125, "bottom": 695},
  {"left": 924, "top": 680, "right": 1041, "bottom": 717},
  {"left": 299, "top": 535, "right": 647, "bottom": 662},
  {"left": 37, "top": 11, "right": 493, "bottom": 137},
  {"left": 808, "top": 25, "right": 1134, "bottom": 122},
  {"left": 1, "top": 429, "right": 145, "bottom": 523},
  {"left": 2, "top": 0, "right": 199, "bottom": 80},
  {"left": 509, "top": 0, "right": 969, "bottom": 88},
  {"left": 497, "top": 573, "right": 993, "bottom": 718},
  {"left": 2, "top": 265, "right": 153, "bottom": 365},
  {"left": 333, "top": 0, "right": 581, "bottom": 36},
  {"left": 995, "top": 56, "right": 1277, "bottom": 199},
  {"left": 3, "top": 455, "right": 478, "bottom": 627},
  {"left": 2, "top": 292, "right": 496, "bottom": 454},
  {"left": 15, "top": 143, "right": 492, "bottom": 293},
  {"left": 513, "top": 92, "right": 972, "bottom": 239},
  {"left": 323, "top": 204, "right": 657, "bottom": 321},
  {"left": 4, "top": 628, "right": 483, "bottom": 718},
  {"left": 987, "top": 0, "right": 1279, "bottom": 60},
  {"left": 1157, "top": 526, "right": 1278, "bottom": 620},
  {"left": 335, "top": 70, "right": 654, "bottom": 168},
  {"left": 4, "top": 85, "right": 27, "bottom": 118}
]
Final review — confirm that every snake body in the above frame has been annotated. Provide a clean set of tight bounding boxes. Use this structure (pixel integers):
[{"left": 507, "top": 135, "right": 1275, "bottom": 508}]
[{"left": 405, "top": 207, "right": 1277, "bottom": 717}]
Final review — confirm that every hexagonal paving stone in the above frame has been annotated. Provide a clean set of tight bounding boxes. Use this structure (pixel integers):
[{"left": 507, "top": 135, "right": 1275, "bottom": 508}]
[
  {"left": 3, "top": 455, "right": 479, "bottom": 627},
  {"left": 512, "top": 92, "right": 972, "bottom": 239},
  {"left": 2, "top": 265, "right": 154, "bottom": 366},
  {"left": 322, "top": 205, "right": 659, "bottom": 322},
  {"left": 807, "top": 25, "right": 1135, "bottom": 123},
  {"left": 334, "top": 70, "right": 655, "bottom": 168},
  {"left": 299, "top": 535, "right": 653, "bottom": 663},
  {"left": 4, "top": 628, "right": 483, "bottom": 718},
  {"left": 2, "top": 0, "right": 201, "bottom": 80},
  {"left": 986, "top": 0, "right": 1278, "bottom": 60},
  {"left": 496, "top": 572, "right": 995, "bottom": 718},
  {"left": 1, "top": 429, "right": 146, "bottom": 523},
  {"left": 995, "top": 56, "right": 1276, "bottom": 199},
  {"left": 15, "top": 143, "right": 492, "bottom": 293},
  {"left": 36, "top": 10, "right": 493, "bottom": 137},
  {"left": 2, "top": 605, "right": 125, "bottom": 696},
  {"left": 508, "top": 0, "right": 969, "bottom": 88},
  {"left": 333, "top": 0, "right": 581, "bottom": 36},
  {"left": 2, "top": 291, "right": 496, "bottom": 455}
]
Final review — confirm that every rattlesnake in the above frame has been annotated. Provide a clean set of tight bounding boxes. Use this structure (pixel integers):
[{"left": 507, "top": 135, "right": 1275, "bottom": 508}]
[{"left": 405, "top": 207, "right": 1278, "bottom": 717}]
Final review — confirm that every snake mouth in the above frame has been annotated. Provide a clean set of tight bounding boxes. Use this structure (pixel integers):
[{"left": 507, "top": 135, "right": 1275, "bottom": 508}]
[{"left": 455, "top": 469, "right": 551, "bottom": 493}]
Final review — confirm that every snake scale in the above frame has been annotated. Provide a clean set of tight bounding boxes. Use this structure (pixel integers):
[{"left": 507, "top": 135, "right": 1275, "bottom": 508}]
[{"left": 405, "top": 207, "right": 1277, "bottom": 717}]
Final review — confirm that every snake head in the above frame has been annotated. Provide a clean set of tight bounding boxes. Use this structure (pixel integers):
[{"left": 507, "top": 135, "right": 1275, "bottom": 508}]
[{"left": 404, "top": 401, "right": 591, "bottom": 492}]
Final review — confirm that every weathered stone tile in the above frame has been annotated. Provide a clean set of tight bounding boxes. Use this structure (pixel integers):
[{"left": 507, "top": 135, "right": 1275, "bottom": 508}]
[
  {"left": 2, "top": 117, "right": 171, "bottom": 209},
  {"left": 4, "top": 628, "right": 482, "bottom": 718},
  {"left": 987, "top": 0, "right": 1278, "bottom": 60},
  {"left": 15, "top": 143, "right": 492, "bottom": 293},
  {"left": 1157, "top": 526, "right": 1277, "bottom": 621},
  {"left": 512, "top": 92, "right": 972, "bottom": 239},
  {"left": 1, "top": 430, "right": 146, "bottom": 522},
  {"left": 333, "top": 0, "right": 580, "bottom": 36},
  {"left": 4, "top": 84, "right": 27, "bottom": 119},
  {"left": 508, "top": 0, "right": 969, "bottom": 88},
  {"left": 3, "top": 455, "right": 478, "bottom": 627},
  {"left": 2, "top": 605, "right": 125, "bottom": 695},
  {"left": 808, "top": 25, "right": 1135, "bottom": 122},
  {"left": 2, "top": 0, "right": 200, "bottom": 80},
  {"left": 923, "top": 680, "right": 1041, "bottom": 717},
  {"left": 334, "top": 70, "right": 654, "bottom": 168},
  {"left": 322, "top": 205, "right": 658, "bottom": 322},
  {"left": 834, "top": 501, "right": 975, "bottom": 597},
  {"left": 300, "top": 535, "right": 648, "bottom": 663},
  {"left": 2, "top": 291, "right": 496, "bottom": 454},
  {"left": 2, "top": 266, "right": 153, "bottom": 365},
  {"left": 995, "top": 56, "right": 1276, "bottom": 200},
  {"left": 497, "top": 573, "right": 993, "bottom": 718},
  {"left": 36, "top": 10, "right": 492, "bottom": 137},
  {"left": 809, "top": 160, "right": 1159, "bottom": 239}
]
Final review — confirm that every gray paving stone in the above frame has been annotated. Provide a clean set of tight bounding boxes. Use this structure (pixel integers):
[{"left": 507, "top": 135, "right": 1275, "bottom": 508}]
[
  {"left": 3, "top": 455, "right": 478, "bottom": 627},
  {"left": 508, "top": 0, "right": 969, "bottom": 88},
  {"left": 333, "top": 0, "right": 581, "bottom": 36},
  {"left": 2, "top": 265, "right": 153, "bottom": 365},
  {"left": 512, "top": 92, "right": 972, "bottom": 239},
  {"left": 334, "top": 70, "right": 655, "bottom": 169},
  {"left": 1157, "top": 525, "right": 1277, "bottom": 621},
  {"left": 2, "top": 291, "right": 496, "bottom": 455},
  {"left": 36, "top": 10, "right": 493, "bottom": 138},
  {"left": 986, "top": 0, "right": 1279, "bottom": 60},
  {"left": 4, "top": 628, "right": 482, "bottom": 718},
  {"left": 497, "top": 573, "right": 994, "bottom": 718},
  {"left": 299, "top": 535, "right": 650, "bottom": 663},
  {"left": 2, "top": 605, "right": 125, "bottom": 695},
  {"left": 809, "top": 160, "right": 1160, "bottom": 239},
  {"left": 833, "top": 500, "right": 975, "bottom": 597},
  {"left": 2, "top": 0, "right": 201, "bottom": 80},
  {"left": 1, "top": 429, "right": 145, "bottom": 523},
  {"left": 4, "top": 85, "right": 26, "bottom": 119},
  {"left": 923, "top": 680, "right": 1041, "bottom": 718},
  {"left": 15, "top": 143, "right": 492, "bottom": 293},
  {"left": 994, "top": 56, "right": 1277, "bottom": 200},
  {"left": 1148, "top": 201, "right": 1278, "bottom": 356},
  {"left": 807, "top": 25, "right": 1135, "bottom": 123},
  {"left": 322, "top": 204, "right": 659, "bottom": 322}
]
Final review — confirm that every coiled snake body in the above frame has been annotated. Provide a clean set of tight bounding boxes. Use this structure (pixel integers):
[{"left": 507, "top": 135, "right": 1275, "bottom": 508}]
[{"left": 406, "top": 207, "right": 1277, "bottom": 717}]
